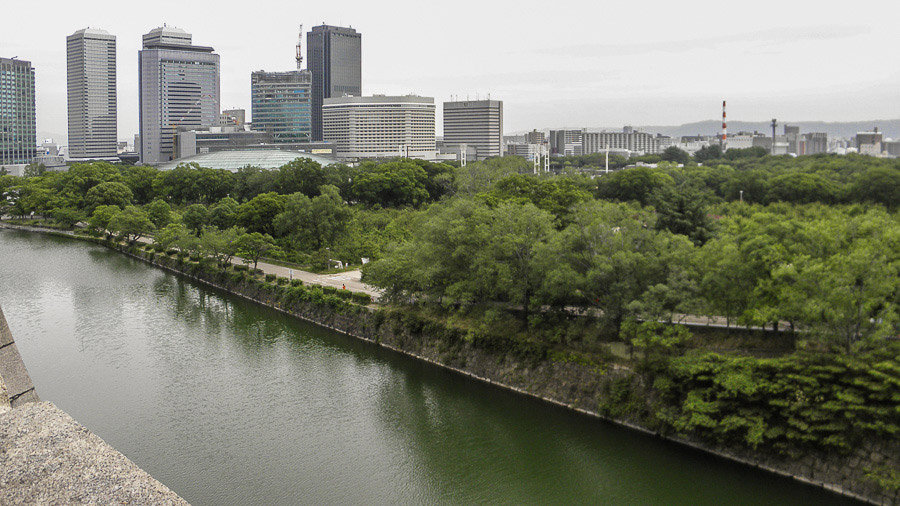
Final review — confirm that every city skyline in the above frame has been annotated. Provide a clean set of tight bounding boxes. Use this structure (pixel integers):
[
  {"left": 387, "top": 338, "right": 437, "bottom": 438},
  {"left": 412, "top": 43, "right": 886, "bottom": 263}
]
[{"left": 2, "top": 0, "right": 900, "bottom": 143}]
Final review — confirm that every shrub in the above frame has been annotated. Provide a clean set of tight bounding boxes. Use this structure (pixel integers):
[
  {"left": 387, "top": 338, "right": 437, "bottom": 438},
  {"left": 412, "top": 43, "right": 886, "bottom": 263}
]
[
  {"left": 234, "top": 264, "right": 249, "bottom": 272},
  {"left": 153, "top": 243, "right": 165, "bottom": 252},
  {"left": 323, "top": 286, "right": 337, "bottom": 295},
  {"left": 166, "top": 248, "right": 178, "bottom": 256},
  {"left": 276, "top": 277, "right": 288, "bottom": 285},
  {"left": 254, "top": 268, "right": 264, "bottom": 275},
  {"left": 336, "top": 290, "right": 352, "bottom": 300},
  {"left": 290, "top": 279, "right": 303, "bottom": 287},
  {"left": 265, "top": 273, "right": 276, "bottom": 282},
  {"left": 351, "top": 292, "right": 373, "bottom": 305}
]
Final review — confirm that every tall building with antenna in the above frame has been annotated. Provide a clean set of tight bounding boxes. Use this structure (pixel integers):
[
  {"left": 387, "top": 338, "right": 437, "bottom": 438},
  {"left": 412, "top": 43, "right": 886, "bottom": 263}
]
[
  {"left": 250, "top": 25, "right": 313, "bottom": 144},
  {"left": 139, "top": 26, "right": 220, "bottom": 165},
  {"left": 307, "top": 25, "right": 362, "bottom": 141}
]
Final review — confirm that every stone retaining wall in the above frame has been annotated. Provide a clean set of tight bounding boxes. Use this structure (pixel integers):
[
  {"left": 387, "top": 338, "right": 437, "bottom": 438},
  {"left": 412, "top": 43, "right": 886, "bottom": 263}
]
[
  {"left": 120, "top": 245, "right": 897, "bottom": 505},
  {"left": 2, "top": 224, "right": 895, "bottom": 505}
]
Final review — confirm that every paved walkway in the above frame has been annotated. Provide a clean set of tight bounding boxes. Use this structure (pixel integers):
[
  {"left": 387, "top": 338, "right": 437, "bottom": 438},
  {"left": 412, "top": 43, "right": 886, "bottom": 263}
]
[
  {"left": 0, "top": 222, "right": 782, "bottom": 330},
  {"left": 0, "top": 223, "right": 380, "bottom": 297}
]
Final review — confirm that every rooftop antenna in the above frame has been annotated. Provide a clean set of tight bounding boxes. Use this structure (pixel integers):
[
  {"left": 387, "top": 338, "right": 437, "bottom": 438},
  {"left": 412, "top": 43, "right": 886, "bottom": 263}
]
[{"left": 296, "top": 24, "right": 304, "bottom": 70}]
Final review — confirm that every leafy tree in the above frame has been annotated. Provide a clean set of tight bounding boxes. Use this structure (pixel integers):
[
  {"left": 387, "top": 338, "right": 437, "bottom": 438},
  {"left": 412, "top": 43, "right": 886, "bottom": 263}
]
[
  {"left": 723, "top": 147, "right": 769, "bottom": 160},
  {"left": 363, "top": 198, "right": 492, "bottom": 304},
  {"left": 480, "top": 202, "right": 556, "bottom": 315},
  {"left": 60, "top": 162, "right": 124, "bottom": 199},
  {"left": 275, "top": 158, "right": 329, "bottom": 197},
  {"left": 274, "top": 185, "right": 351, "bottom": 250},
  {"left": 543, "top": 201, "right": 688, "bottom": 333},
  {"left": 23, "top": 162, "right": 46, "bottom": 178},
  {"left": 661, "top": 146, "right": 691, "bottom": 165},
  {"left": 478, "top": 174, "right": 593, "bottom": 226},
  {"left": 597, "top": 166, "right": 675, "bottom": 205},
  {"left": 200, "top": 226, "right": 244, "bottom": 269},
  {"left": 767, "top": 172, "right": 838, "bottom": 204},
  {"left": 351, "top": 160, "right": 430, "bottom": 207},
  {"left": 88, "top": 205, "right": 122, "bottom": 237},
  {"left": 182, "top": 204, "right": 210, "bottom": 235},
  {"left": 454, "top": 156, "right": 528, "bottom": 196},
  {"left": 232, "top": 166, "right": 277, "bottom": 201},
  {"left": 234, "top": 232, "right": 280, "bottom": 269},
  {"left": 237, "top": 192, "right": 285, "bottom": 235},
  {"left": 155, "top": 223, "right": 188, "bottom": 251},
  {"left": 50, "top": 207, "right": 85, "bottom": 228},
  {"left": 85, "top": 181, "right": 133, "bottom": 211},
  {"left": 850, "top": 167, "right": 900, "bottom": 208},
  {"left": 209, "top": 197, "right": 240, "bottom": 229},
  {"left": 694, "top": 144, "right": 723, "bottom": 162},
  {"left": 152, "top": 163, "right": 234, "bottom": 204},
  {"left": 122, "top": 165, "right": 160, "bottom": 204},
  {"left": 651, "top": 185, "right": 714, "bottom": 245},
  {"left": 145, "top": 199, "right": 173, "bottom": 229},
  {"left": 108, "top": 205, "right": 154, "bottom": 244},
  {"left": 176, "top": 230, "right": 202, "bottom": 258}
]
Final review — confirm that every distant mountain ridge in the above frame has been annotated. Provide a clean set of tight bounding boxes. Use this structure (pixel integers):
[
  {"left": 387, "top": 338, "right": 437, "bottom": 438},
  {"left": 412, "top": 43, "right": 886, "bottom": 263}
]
[{"left": 518, "top": 120, "right": 900, "bottom": 140}]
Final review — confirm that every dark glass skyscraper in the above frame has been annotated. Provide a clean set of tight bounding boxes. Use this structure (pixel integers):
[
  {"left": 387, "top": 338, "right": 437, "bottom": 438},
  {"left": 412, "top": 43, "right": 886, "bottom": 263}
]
[{"left": 307, "top": 25, "right": 361, "bottom": 141}]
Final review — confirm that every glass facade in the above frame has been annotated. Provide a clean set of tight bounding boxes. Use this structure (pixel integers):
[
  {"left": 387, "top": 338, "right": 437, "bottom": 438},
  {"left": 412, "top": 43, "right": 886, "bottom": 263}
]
[
  {"left": 67, "top": 28, "right": 118, "bottom": 160},
  {"left": 251, "top": 70, "right": 312, "bottom": 143},
  {"left": 0, "top": 58, "right": 36, "bottom": 166}
]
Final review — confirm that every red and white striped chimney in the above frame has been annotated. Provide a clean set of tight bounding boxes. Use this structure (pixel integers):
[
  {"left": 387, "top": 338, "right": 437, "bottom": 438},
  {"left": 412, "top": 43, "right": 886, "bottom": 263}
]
[{"left": 722, "top": 100, "right": 727, "bottom": 149}]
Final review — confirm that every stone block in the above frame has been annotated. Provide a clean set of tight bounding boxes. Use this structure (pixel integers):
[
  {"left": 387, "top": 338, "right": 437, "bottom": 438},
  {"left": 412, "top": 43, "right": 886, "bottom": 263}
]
[
  {"left": 0, "top": 308, "right": 13, "bottom": 348},
  {"left": 0, "top": 343, "right": 36, "bottom": 402},
  {"left": 0, "top": 402, "right": 188, "bottom": 505}
]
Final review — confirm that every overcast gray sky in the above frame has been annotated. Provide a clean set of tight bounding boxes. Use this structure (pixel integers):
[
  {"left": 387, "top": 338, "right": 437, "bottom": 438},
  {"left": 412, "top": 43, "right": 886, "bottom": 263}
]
[{"left": 3, "top": 0, "right": 899, "bottom": 142}]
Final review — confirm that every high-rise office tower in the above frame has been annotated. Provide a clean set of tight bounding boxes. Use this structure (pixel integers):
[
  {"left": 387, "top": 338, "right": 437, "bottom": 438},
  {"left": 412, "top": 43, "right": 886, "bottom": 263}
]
[
  {"left": 0, "top": 57, "right": 36, "bottom": 167},
  {"left": 67, "top": 28, "right": 118, "bottom": 161},
  {"left": 139, "top": 26, "right": 220, "bottom": 165},
  {"left": 251, "top": 70, "right": 312, "bottom": 143},
  {"left": 443, "top": 99, "right": 503, "bottom": 160},
  {"left": 307, "top": 25, "right": 361, "bottom": 141}
]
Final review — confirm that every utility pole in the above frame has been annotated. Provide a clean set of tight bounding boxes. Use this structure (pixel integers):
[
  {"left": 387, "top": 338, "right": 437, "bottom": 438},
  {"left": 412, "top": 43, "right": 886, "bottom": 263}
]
[
  {"left": 771, "top": 118, "right": 777, "bottom": 155},
  {"left": 605, "top": 144, "right": 609, "bottom": 174}
]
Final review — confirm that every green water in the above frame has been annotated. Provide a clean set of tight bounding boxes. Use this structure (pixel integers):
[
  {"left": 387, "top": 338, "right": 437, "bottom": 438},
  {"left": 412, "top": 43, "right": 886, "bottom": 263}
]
[{"left": 0, "top": 230, "right": 858, "bottom": 505}]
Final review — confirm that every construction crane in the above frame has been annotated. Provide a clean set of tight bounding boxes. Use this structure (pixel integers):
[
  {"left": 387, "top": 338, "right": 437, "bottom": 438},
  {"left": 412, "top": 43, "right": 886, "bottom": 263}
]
[{"left": 296, "top": 24, "right": 303, "bottom": 70}]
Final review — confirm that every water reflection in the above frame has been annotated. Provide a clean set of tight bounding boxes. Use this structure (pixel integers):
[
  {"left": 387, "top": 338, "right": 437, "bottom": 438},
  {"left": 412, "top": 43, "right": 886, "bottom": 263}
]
[{"left": 0, "top": 230, "right": 859, "bottom": 506}]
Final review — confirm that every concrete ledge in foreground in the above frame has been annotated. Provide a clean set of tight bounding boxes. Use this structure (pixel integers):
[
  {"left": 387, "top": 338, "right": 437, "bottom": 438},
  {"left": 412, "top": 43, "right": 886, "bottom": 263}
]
[{"left": 0, "top": 401, "right": 188, "bottom": 505}]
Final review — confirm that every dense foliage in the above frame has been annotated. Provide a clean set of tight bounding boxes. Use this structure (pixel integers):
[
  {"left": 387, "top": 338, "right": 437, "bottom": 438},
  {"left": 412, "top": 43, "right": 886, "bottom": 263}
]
[{"left": 4, "top": 151, "right": 900, "bottom": 479}]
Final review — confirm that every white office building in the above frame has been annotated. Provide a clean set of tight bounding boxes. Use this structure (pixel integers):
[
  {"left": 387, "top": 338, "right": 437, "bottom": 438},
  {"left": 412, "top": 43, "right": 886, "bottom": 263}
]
[
  {"left": 442, "top": 99, "right": 503, "bottom": 160},
  {"left": 322, "top": 95, "right": 435, "bottom": 160},
  {"left": 67, "top": 28, "right": 118, "bottom": 161},
  {"left": 582, "top": 127, "right": 662, "bottom": 156}
]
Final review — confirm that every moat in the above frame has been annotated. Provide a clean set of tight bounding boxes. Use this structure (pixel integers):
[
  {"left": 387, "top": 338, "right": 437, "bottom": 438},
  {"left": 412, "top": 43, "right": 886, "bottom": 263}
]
[{"left": 0, "top": 229, "right": 859, "bottom": 505}]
